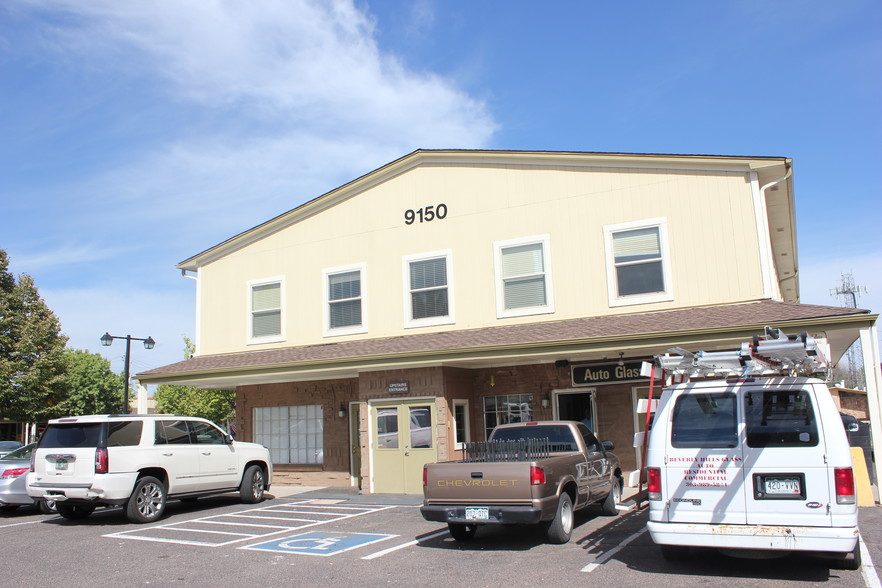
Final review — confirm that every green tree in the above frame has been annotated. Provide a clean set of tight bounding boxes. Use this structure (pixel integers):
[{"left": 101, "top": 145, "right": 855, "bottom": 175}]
[
  {"left": 154, "top": 338, "right": 234, "bottom": 425},
  {"left": 54, "top": 349, "right": 124, "bottom": 416},
  {"left": 0, "top": 249, "right": 69, "bottom": 422}
]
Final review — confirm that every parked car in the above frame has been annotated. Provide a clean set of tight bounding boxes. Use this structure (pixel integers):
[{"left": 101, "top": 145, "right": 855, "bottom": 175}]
[
  {"left": 27, "top": 414, "right": 273, "bottom": 523},
  {"left": 0, "top": 443, "right": 55, "bottom": 514},
  {"left": 0, "top": 441, "right": 23, "bottom": 459},
  {"left": 422, "top": 421, "right": 622, "bottom": 544}
]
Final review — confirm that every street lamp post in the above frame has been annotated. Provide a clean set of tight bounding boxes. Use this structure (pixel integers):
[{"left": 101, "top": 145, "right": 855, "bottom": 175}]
[{"left": 100, "top": 332, "right": 155, "bottom": 414}]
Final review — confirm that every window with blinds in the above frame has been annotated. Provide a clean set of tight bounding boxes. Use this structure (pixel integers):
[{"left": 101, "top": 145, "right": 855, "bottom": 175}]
[
  {"left": 253, "top": 405, "right": 324, "bottom": 465},
  {"left": 604, "top": 219, "right": 672, "bottom": 307},
  {"left": 249, "top": 280, "right": 282, "bottom": 341},
  {"left": 494, "top": 236, "right": 553, "bottom": 318},
  {"left": 409, "top": 256, "right": 448, "bottom": 320},
  {"left": 612, "top": 226, "right": 664, "bottom": 296},
  {"left": 328, "top": 270, "right": 362, "bottom": 329}
]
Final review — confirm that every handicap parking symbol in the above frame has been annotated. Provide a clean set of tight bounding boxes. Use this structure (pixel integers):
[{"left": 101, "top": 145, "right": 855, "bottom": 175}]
[{"left": 242, "top": 532, "right": 396, "bottom": 557}]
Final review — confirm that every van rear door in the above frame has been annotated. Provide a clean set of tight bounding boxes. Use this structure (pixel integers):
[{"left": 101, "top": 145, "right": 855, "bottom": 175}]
[
  {"left": 662, "top": 387, "right": 746, "bottom": 524},
  {"left": 740, "top": 381, "right": 832, "bottom": 527}
]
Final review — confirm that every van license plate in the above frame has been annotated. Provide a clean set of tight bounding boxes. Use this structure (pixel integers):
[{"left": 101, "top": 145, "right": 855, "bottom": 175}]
[
  {"left": 55, "top": 459, "right": 68, "bottom": 471},
  {"left": 465, "top": 507, "right": 489, "bottom": 520},
  {"left": 764, "top": 477, "right": 801, "bottom": 495}
]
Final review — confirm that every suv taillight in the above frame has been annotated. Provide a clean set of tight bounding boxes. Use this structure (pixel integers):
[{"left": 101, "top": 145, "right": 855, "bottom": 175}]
[
  {"left": 530, "top": 466, "right": 546, "bottom": 486},
  {"left": 647, "top": 467, "right": 662, "bottom": 501},
  {"left": 834, "top": 467, "right": 856, "bottom": 505},
  {"left": 95, "top": 448, "right": 108, "bottom": 474}
]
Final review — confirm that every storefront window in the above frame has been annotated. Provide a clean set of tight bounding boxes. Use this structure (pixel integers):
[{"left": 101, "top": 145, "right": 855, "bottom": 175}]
[
  {"left": 484, "top": 393, "right": 533, "bottom": 438},
  {"left": 253, "top": 405, "right": 324, "bottom": 464}
]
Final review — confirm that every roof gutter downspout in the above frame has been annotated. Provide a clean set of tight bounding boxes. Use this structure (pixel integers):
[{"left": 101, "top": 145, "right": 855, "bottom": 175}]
[
  {"left": 180, "top": 268, "right": 201, "bottom": 356},
  {"left": 755, "top": 163, "right": 794, "bottom": 300}
]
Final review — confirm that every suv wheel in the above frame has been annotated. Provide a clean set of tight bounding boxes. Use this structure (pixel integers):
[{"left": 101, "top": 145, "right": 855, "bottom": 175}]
[
  {"left": 126, "top": 476, "right": 167, "bottom": 524},
  {"left": 240, "top": 465, "right": 265, "bottom": 504}
]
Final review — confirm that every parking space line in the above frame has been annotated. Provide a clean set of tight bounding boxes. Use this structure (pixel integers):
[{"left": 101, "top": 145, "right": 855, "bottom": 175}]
[
  {"left": 361, "top": 529, "right": 449, "bottom": 560},
  {"left": 103, "top": 500, "right": 394, "bottom": 547},
  {"left": 580, "top": 528, "right": 645, "bottom": 572}
]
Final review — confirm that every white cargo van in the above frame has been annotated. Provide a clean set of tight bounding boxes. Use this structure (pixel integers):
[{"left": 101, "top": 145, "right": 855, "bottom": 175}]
[{"left": 645, "top": 375, "right": 860, "bottom": 569}]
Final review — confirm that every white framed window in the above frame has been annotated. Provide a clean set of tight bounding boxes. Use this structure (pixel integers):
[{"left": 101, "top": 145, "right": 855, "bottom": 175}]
[
  {"left": 247, "top": 277, "right": 285, "bottom": 344},
  {"left": 484, "top": 393, "right": 533, "bottom": 439},
  {"left": 253, "top": 405, "right": 324, "bottom": 465},
  {"left": 603, "top": 218, "right": 673, "bottom": 307},
  {"left": 452, "top": 400, "right": 470, "bottom": 450},
  {"left": 403, "top": 250, "right": 454, "bottom": 328},
  {"left": 323, "top": 263, "right": 367, "bottom": 336},
  {"left": 493, "top": 235, "right": 554, "bottom": 318}
]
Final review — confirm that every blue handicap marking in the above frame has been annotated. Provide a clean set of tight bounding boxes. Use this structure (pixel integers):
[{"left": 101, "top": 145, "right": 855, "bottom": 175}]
[{"left": 243, "top": 532, "right": 397, "bottom": 557}]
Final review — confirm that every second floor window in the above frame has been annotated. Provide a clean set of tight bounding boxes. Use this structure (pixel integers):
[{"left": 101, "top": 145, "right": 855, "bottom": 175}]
[
  {"left": 249, "top": 279, "right": 283, "bottom": 342},
  {"left": 404, "top": 251, "right": 453, "bottom": 327},
  {"left": 604, "top": 219, "right": 672, "bottom": 306},
  {"left": 495, "top": 235, "right": 554, "bottom": 318},
  {"left": 325, "top": 264, "right": 366, "bottom": 335}
]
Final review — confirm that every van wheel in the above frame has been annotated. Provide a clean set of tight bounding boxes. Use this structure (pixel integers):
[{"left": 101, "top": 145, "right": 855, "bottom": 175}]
[
  {"left": 600, "top": 477, "right": 623, "bottom": 516},
  {"left": 240, "top": 465, "right": 265, "bottom": 503},
  {"left": 546, "top": 493, "right": 574, "bottom": 544},
  {"left": 56, "top": 504, "right": 95, "bottom": 520},
  {"left": 126, "top": 476, "right": 167, "bottom": 523},
  {"left": 448, "top": 522, "right": 477, "bottom": 541},
  {"left": 660, "top": 544, "right": 690, "bottom": 560},
  {"left": 833, "top": 543, "right": 862, "bottom": 571}
]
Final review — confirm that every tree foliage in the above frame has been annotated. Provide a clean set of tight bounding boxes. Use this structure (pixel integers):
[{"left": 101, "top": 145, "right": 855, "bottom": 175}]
[
  {"left": 55, "top": 349, "right": 124, "bottom": 417},
  {"left": 154, "top": 338, "right": 234, "bottom": 425},
  {"left": 0, "top": 249, "right": 69, "bottom": 422}
]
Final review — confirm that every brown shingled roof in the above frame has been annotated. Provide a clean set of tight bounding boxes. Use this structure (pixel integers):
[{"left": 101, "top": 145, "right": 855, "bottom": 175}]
[{"left": 138, "top": 300, "right": 872, "bottom": 380}]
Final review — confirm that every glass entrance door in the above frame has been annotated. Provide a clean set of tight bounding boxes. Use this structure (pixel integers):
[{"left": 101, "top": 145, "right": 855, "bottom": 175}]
[{"left": 553, "top": 389, "right": 596, "bottom": 434}]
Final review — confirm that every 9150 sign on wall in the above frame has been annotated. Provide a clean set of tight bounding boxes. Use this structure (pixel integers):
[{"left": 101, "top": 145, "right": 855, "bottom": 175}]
[{"left": 405, "top": 203, "right": 448, "bottom": 225}]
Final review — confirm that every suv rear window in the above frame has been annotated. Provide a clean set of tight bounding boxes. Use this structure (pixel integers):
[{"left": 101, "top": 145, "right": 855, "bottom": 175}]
[
  {"left": 40, "top": 424, "right": 103, "bottom": 448},
  {"left": 745, "top": 389, "right": 818, "bottom": 447},
  {"left": 671, "top": 392, "right": 738, "bottom": 448}
]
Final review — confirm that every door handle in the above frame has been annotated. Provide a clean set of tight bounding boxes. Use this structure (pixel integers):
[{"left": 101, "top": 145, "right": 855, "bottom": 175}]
[
  {"left": 404, "top": 451, "right": 410, "bottom": 456},
  {"left": 201, "top": 451, "right": 211, "bottom": 455},
  {"left": 162, "top": 452, "right": 173, "bottom": 456}
]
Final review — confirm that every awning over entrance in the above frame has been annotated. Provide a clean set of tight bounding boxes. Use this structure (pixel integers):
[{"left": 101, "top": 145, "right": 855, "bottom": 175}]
[{"left": 137, "top": 300, "right": 875, "bottom": 390}]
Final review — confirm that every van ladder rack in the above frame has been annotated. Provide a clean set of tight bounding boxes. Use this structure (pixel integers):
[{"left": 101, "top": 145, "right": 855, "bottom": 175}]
[{"left": 656, "top": 327, "right": 828, "bottom": 379}]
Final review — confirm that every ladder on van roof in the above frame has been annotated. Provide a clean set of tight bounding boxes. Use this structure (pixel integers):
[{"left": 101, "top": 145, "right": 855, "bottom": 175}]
[{"left": 656, "top": 326, "right": 829, "bottom": 379}]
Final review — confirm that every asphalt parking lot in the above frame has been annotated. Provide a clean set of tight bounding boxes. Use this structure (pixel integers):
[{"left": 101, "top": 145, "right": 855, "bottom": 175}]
[{"left": 1, "top": 487, "right": 880, "bottom": 588}]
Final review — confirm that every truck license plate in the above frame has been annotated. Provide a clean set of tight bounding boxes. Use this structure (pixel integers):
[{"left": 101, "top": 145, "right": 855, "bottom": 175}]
[
  {"left": 764, "top": 477, "right": 801, "bottom": 494},
  {"left": 465, "top": 507, "right": 489, "bottom": 521}
]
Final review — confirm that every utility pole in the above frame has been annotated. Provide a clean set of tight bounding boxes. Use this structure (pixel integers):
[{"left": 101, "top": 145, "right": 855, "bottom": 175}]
[{"left": 830, "top": 272, "right": 868, "bottom": 389}]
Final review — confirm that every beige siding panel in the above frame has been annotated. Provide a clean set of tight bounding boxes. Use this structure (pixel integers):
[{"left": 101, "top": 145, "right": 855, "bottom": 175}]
[{"left": 197, "top": 164, "right": 767, "bottom": 355}]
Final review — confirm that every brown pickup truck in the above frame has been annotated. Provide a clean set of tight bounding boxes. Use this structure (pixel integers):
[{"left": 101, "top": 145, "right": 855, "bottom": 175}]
[{"left": 420, "top": 421, "right": 622, "bottom": 543}]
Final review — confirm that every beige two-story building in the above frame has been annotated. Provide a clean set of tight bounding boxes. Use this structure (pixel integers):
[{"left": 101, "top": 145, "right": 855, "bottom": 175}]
[{"left": 138, "top": 150, "right": 882, "bottom": 494}]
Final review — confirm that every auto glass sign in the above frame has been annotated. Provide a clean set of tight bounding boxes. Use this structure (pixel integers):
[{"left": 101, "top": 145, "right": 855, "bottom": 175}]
[{"left": 571, "top": 361, "right": 650, "bottom": 386}]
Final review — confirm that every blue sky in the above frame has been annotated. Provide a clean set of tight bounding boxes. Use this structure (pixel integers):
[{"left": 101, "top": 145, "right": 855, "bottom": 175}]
[{"left": 2, "top": 0, "right": 880, "bottom": 378}]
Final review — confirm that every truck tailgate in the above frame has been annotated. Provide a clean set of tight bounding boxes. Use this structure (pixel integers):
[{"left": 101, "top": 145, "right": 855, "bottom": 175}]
[{"left": 424, "top": 461, "right": 533, "bottom": 503}]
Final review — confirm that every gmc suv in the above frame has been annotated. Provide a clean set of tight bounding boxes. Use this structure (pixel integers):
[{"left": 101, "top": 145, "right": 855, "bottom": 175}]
[{"left": 26, "top": 414, "right": 272, "bottom": 523}]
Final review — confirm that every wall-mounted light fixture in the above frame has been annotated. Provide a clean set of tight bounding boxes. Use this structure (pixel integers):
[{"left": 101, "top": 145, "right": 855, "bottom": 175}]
[
  {"left": 554, "top": 359, "right": 570, "bottom": 368},
  {"left": 617, "top": 352, "right": 625, "bottom": 366},
  {"left": 541, "top": 393, "right": 550, "bottom": 409},
  {"left": 338, "top": 404, "right": 346, "bottom": 418}
]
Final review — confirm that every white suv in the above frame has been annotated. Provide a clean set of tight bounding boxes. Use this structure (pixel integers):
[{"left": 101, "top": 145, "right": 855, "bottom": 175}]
[{"left": 26, "top": 414, "right": 272, "bottom": 523}]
